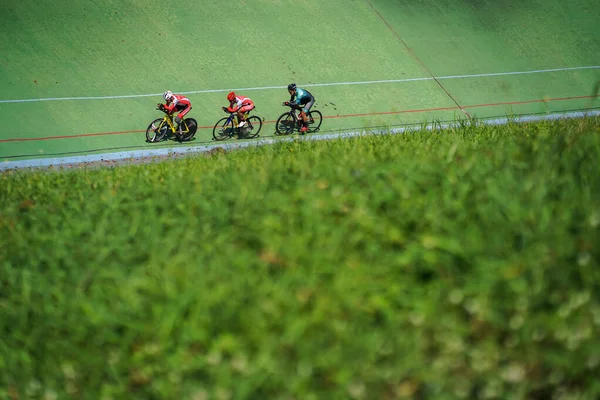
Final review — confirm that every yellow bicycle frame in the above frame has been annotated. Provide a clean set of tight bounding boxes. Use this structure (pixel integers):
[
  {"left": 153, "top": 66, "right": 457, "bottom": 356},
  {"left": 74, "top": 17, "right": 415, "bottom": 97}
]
[{"left": 157, "top": 113, "right": 190, "bottom": 134}]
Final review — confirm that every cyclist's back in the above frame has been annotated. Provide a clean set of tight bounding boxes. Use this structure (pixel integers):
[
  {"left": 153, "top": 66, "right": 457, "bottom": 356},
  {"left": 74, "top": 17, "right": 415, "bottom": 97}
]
[{"left": 291, "top": 88, "right": 313, "bottom": 103}]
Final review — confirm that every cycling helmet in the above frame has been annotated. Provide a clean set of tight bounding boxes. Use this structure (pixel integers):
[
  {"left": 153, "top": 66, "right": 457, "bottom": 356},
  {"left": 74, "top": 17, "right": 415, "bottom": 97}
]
[
  {"left": 287, "top": 83, "right": 297, "bottom": 91},
  {"left": 227, "top": 91, "right": 236, "bottom": 101},
  {"left": 163, "top": 90, "right": 173, "bottom": 101}
]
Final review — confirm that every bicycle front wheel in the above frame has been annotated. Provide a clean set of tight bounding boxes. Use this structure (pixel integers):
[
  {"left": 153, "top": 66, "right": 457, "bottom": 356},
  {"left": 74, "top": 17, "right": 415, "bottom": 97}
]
[
  {"left": 181, "top": 118, "right": 198, "bottom": 141},
  {"left": 213, "top": 117, "right": 234, "bottom": 141},
  {"left": 245, "top": 116, "right": 263, "bottom": 139},
  {"left": 275, "top": 112, "right": 296, "bottom": 135},
  {"left": 146, "top": 118, "right": 168, "bottom": 142},
  {"left": 307, "top": 110, "right": 323, "bottom": 132}
]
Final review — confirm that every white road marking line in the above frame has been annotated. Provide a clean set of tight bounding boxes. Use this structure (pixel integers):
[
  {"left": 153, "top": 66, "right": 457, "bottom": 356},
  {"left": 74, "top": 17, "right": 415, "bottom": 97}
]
[{"left": 1, "top": 66, "right": 598, "bottom": 104}]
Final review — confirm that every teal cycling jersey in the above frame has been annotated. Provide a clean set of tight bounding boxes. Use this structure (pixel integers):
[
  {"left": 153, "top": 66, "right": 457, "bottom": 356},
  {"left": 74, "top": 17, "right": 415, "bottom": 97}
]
[{"left": 291, "top": 88, "right": 314, "bottom": 104}]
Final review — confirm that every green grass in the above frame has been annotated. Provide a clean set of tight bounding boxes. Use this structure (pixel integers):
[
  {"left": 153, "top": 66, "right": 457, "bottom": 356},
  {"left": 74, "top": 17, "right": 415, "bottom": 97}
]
[{"left": 1, "top": 118, "right": 600, "bottom": 399}]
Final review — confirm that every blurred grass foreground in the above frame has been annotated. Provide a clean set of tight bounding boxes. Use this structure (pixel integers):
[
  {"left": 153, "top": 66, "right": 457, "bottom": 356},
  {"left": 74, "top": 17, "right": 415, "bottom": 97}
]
[{"left": 1, "top": 117, "right": 600, "bottom": 399}]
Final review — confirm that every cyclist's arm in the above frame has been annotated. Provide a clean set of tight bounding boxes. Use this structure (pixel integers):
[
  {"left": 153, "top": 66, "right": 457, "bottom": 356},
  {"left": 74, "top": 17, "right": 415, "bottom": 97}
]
[
  {"left": 164, "top": 98, "right": 180, "bottom": 113},
  {"left": 227, "top": 99, "right": 242, "bottom": 112}
]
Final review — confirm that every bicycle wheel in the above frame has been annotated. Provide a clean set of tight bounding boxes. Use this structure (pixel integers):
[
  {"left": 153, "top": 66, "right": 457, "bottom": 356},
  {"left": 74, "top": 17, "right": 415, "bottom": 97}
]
[
  {"left": 307, "top": 110, "right": 323, "bottom": 132},
  {"left": 146, "top": 118, "right": 168, "bottom": 142},
  {"left": 245, "top": 116, "right": 262, "bottom": 139},
  {"left": 180, "top": 118, "right": 198, "bottom": 141},
  {"left": 275, "top": 112, "right": 296, "bottom": 135},
  {"left": 213, "top": 117, "right": 234, "bottom": 141}
]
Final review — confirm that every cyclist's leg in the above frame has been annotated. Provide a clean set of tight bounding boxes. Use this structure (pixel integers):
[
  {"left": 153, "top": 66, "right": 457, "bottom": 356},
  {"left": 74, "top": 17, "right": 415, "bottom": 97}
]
[
  {"left": 304, "top": 98, "right": 316, "bottom": 126},
  {"left": 300, "top": 98, "right": 313, "bottom": 127},
  {"left": 304, "top": 98, "right": 315, "bottom": 113},
  {"left": 238, "top": 105, "right": 254, "bottom": 127},
  {"left": 175, "top": 104, "right": 191, "bottom": 131},
  {"left": 236, "top": 109, "right": 245, "bottom": 126}
]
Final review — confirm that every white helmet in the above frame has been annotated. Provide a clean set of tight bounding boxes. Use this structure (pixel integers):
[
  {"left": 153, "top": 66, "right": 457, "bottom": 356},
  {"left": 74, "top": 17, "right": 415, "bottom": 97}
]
[{"left": 163, "top": 90, "right": 173, "bottom": 101}]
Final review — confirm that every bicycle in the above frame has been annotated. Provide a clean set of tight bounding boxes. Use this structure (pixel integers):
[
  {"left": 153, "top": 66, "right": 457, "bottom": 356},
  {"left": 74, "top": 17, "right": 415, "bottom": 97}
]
[
  {"left": 145, "top": 104, "right": 198, "bottom": 143},
  {"left": 275, "top": 104, "right": 322, "bottom": 136},
  {"left": 212, "top": 108, "right": 263, "bottom": 141}
]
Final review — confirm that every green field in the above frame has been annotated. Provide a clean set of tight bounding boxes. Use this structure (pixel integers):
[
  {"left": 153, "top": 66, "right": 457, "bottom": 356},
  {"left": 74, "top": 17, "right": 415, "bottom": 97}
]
[
  {"left": 2, "top": 117, "right": 600, "bottom": 398},
  {"left": 2, "top": 1, "right": 600, "bottom": 398},
  {"left": 1, "top": 0, "right": 598, "bottom": 161}
]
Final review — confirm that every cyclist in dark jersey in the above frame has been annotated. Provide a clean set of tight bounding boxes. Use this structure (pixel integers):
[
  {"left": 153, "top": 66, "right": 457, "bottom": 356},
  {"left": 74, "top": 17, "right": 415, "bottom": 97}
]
[{"left": 285, "top": 83, "right": 315, "bottom": 133}]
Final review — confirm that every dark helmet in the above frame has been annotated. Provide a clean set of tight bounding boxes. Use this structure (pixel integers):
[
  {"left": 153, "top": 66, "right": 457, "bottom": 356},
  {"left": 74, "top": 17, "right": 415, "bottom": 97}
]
[{"left": 287, "top": 83, "right": 297, "bottom": 91}]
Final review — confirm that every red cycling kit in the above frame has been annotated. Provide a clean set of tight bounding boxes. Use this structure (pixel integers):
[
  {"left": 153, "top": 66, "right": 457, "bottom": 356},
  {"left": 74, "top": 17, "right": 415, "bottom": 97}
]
[
  {"left": 227, "top": 95, "right": 254, "bottom": 114},
  {"left": 163, "top": 94, "right": 192, "bottom": 120}
]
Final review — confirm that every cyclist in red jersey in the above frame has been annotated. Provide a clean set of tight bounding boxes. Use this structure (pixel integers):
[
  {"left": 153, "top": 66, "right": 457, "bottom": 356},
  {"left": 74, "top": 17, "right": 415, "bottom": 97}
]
[
  {"left": 160, "top": 90, "right": 192, "bottom": 133},
  {"left": 222, "top": 91, "right": 255, "bottom": 128}
]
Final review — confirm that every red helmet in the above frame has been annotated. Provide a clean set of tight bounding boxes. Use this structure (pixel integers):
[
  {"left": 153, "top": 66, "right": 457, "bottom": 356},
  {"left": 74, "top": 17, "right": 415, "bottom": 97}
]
[{"left": 227, "top": 91, "right": 236, "bottom": 101}]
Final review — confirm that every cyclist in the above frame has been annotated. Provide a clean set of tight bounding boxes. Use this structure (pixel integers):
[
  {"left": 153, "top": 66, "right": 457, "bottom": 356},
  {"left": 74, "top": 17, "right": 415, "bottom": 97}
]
[
  {"left": 284, "top": 83, "right": 315, "bottom": 133},
  {"left": 223, "top": 91, "right": 255, "bottom": 128},
  {"left": 159, "top": 90, "right": 192, "bottom": 133}
]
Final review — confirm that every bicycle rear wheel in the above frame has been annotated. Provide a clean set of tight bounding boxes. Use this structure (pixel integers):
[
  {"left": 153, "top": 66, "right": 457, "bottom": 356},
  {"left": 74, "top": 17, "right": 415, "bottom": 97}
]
[
  {"left": 180, "top": 118, "right": 198, "bottom": 141},
  {"left": 245, "top": 116, "right": 262, "bottom": 139},
  {"left": 275, "top": 112, "right": 296, "bottom": 135},
  {"left": 307, "top": 110, "right": 323, "bottom": 132},
  {"left": 146, "top": 118, "right": 168, "bottom": 142},
  {"left": 213, "top": 117, "right": 234, "bottom": 141}
]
